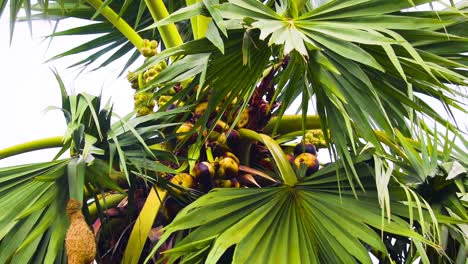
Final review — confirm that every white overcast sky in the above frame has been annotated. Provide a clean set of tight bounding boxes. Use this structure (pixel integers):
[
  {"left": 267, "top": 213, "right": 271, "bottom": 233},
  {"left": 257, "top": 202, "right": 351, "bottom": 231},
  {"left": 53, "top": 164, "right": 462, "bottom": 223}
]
[
  {"left": 0, "top": 16, "right": 136, "bottom": 166},
  {"left": 0, "top": 1, "right": 466, "bottom": 168}
]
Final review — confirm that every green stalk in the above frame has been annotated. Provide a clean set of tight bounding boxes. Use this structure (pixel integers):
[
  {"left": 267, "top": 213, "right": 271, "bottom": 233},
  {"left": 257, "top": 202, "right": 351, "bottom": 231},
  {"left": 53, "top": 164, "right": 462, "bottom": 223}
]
[
  {"left": 187, "top": 0, "right": 211, "bottom": 39},
  {"left": 87, "top": 193, "right": 127, "bottom": 220},
  {"left": 263, "top": 115, "right": 321, "bottom": 135},
  {"left": 265, "top": 115, "right": 437, "bottom": 159},
  {"left": 144, "top": 0, "right": 183, "bottom": 48},
  {"left": 86, "top": 0, "right": 144, "bottom": 50},
  {"left": 0, "top": 136, "right": 63, "bottom": 159}
]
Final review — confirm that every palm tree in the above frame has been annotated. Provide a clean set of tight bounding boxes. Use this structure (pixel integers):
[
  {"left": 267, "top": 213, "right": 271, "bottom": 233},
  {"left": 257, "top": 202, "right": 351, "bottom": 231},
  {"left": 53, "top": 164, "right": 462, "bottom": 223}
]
[{"left": 0, "top": 0, "right": 467, "bottom": 263}]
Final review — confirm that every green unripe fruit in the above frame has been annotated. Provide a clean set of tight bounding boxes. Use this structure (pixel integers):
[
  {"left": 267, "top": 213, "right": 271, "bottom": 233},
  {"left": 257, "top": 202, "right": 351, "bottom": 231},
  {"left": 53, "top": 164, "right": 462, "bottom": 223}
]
[
  {"left": 141, "top": 47, "right": 154, "bottom": 57},
  {"left": 150, "top": 40, "right": 158, "bottom": 49},
  {"left": 127, "top": 71, "right": 137, "bottom": 82},
  {"left": 136, "top": 106, "right": 152, "bottom": 116},
  {"left": 157, "top": 95, "right": 173, "bottom": 107}
]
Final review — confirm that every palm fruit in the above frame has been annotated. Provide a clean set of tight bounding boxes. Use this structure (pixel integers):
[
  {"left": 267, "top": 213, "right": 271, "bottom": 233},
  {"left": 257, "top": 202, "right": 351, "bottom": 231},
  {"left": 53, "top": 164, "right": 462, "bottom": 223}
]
[
  {"left": 194, "top": 102, "right": 208, "bottom": 116},
  {"left": 157, "top": 95, "right": 173, "bottom": 108},
  {"left": 65, "top": 199, "right": 97, "bottom": 264},
  {"left": 236, "top": 108, "right": 249, "bottom": 128},
  {"left": 217, "top": 157, "right": 239, "bottom": 179},
  {"left": 214, "top": 178, "right": 241, "bottom": 188},
  {"left": 305, "top": 130, "right": 327, "bottom": 148},
  {"left": 293, "top": 142, "right": 317, "bottom": 156},
  {"left": 137, "top": 106, "right": 152, "bottom": 116},
  {"left": 170, "top": 173, "right": 195, "bottom": 194},
  {"left": 144, "top": 62, "right": 166, "bottom": 83},
  {"left": 216, "top": 133, "right": 227, "bottom": 145},
  {"left": 176, "top": 122, "right": 195, "bottom": 142},
  {"left": 193, "top": 161, "right": 215, "bottom": 180},
  {"left": 141, "top": 39, "right": 158, "bottom": 58},
  {"left": 134, "top": 92, "right": 153, "bottom": 106},
  {"left": 134, "top": 92, "right": 155, "bottom": 116},
  {"left": 127, "top": 71, "right": 139, "bottom": 90},
  {"left": 294, "top": 153, "right": 319, "bottom": 175},
  {"left": 164, "top": 197, "right": 183, "bottom": 220},
  {"left": 223, "top": 152, "right": 240, "bottom": 164},
  {"left": 286, "top": 153, "right": 295, "bottom": 164},
  {"left": 207, "top": 131, "right": 221, "bottom": 142},
  {"left": 213, "top": 120, "right": 230, "bottom": 133},
  {"left": 226, "top": 129, "right": 240, "bottom": 149},
  {"left": 193, "top": 161, "right": 215, "bottom": 192}
]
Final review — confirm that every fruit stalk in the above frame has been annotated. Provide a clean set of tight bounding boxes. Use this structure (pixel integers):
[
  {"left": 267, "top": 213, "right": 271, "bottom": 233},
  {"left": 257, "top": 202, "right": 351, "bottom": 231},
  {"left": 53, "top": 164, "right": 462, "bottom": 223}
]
[
  {"left": 144, "top": 0, "right": 183, "bottom": 49},
  {"left": 86, "top": 0, "right": 144, "bottom": 50},
  {"left": 0, "top": 136, "right": 63, "bottom": 159},
  {"left": 263, "top": 115, "right": 321, "bottom": 135}
]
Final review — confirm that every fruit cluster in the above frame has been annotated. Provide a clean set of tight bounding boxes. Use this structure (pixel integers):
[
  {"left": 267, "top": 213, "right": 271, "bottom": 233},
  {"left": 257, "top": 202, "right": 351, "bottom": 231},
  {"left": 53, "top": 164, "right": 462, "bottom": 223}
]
[
  {"left": 127, "top": 39, "right": 170, "bottom": 116},
  {"left": 140, "top": 39, "right": 159, "bottom": 58},
  {"left": 169, "top": 117, "right": 248, "bottom": 194},
  {"left": 304, "top": 129, "right": 327, "bottom": 148}
]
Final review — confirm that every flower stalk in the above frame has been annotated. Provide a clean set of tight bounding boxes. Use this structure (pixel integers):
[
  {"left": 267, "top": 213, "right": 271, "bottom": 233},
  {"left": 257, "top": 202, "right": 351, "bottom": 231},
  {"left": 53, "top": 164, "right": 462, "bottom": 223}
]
[
  {"left": 144, "top": 0, "right": 183, "bottom": 48},
  {"left": 86, "top": 0, "right": 144, "bottom": 50},
  {"left": 0, "top": 136, "right": 64, "bottom": 160}
]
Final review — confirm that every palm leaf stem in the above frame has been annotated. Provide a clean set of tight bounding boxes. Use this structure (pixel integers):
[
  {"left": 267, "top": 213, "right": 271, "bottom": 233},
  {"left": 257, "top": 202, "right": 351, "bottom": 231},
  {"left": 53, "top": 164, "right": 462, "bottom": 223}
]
[
  {"left": 144, "top": 0, "right": 183, "bottom": 48},
  {"left": 266, "top": 115, "right": 443, "bottom": 158},
  {"left": 0, "top": 136, "right": 64, "bottom": 160},
  {"left": 87, "top": 193, "right": 127, "bottom": 220},
  {"left": 86, "top": 0, "right": 144, "bottom": 50},
  {"left": 187, "top": 0, "right": 211, "bottom": 39},
  {"left": 263, "top": 115, "right": 321, "bottom": 135},
  {"left": 122, "top": 186, "right": 167, "bottom": 263}
]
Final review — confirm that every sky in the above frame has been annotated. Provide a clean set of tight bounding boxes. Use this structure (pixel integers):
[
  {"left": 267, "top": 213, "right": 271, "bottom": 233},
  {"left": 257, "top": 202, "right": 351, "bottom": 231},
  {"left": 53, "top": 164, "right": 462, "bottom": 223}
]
[
  {"left": 0, "top": 1, "right": 466, "bottom": 168},
  {"left": 0, "top": 16, "right": 136, "bottom": 166}
]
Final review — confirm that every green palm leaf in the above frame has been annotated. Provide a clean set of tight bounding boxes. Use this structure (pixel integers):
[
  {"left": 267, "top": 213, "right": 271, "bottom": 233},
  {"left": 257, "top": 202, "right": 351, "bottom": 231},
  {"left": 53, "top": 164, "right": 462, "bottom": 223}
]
[
  {"left": 148, "top": 156, "right": 442, "bottom": 264},
  {"left": 0, "top": 160, "right": 70, "bottom": 264}
]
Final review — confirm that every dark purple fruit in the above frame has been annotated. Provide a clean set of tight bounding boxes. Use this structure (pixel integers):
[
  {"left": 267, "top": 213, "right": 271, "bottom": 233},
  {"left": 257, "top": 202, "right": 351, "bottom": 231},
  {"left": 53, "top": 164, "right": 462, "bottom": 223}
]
[
  {"left": 164, "top": 197, "right": 183, "bottom": 220},
  {"left": 286, "top": 153, "right": 295, "bottom": 164},
  {"left": 226, "top": 130, "right": 240, "bottom": 149},
  {"left": 193, "top": 162, "right": 215, "bottom": 192},
  {"left": 293, "top": 142, "right": 317, "bottom": 156},
  {"left": 193, "top": 161, "right": 215, "bottom": 180},
  {"left": 294, "top": 153, "right": 319, "bottom": 175}
]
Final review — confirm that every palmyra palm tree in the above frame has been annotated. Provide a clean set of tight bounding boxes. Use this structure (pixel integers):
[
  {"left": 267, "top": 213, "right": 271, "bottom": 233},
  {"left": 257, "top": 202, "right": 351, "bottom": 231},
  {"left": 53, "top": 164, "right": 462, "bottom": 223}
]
[{"left": 0, "top": 0, "right": 466, "bottom": 263}]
